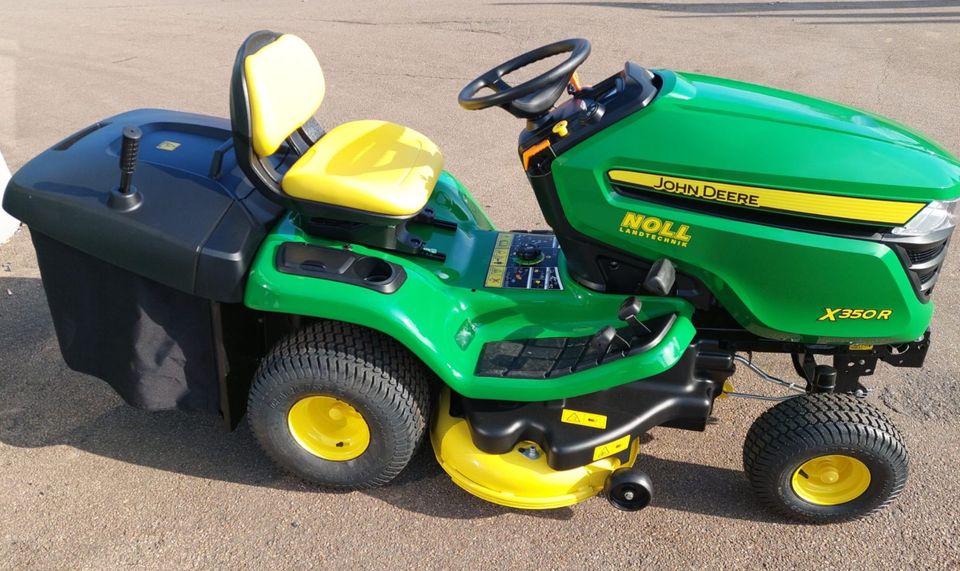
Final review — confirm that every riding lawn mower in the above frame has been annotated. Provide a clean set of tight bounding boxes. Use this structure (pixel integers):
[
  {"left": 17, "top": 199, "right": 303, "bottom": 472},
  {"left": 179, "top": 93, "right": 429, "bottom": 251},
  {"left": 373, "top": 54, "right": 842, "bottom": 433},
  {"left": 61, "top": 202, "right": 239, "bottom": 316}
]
[{"left": 4, "top": 32, "right": 958, "bottom": 523}]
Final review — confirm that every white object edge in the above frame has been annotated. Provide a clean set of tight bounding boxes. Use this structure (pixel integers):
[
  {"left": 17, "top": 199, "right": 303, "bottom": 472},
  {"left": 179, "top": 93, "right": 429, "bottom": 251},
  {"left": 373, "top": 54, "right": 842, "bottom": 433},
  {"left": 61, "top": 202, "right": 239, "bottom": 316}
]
[{"left": 0, "top": 148, "right": 18, "bottom": 243}]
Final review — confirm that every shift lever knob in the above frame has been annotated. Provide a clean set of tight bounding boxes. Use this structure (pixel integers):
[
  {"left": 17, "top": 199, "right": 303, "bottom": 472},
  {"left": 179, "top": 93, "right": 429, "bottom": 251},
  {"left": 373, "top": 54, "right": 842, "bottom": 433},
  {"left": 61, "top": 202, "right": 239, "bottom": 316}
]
[
  {"left": 108, "top": 126, "right": 144, "bottom": 211},
  {"left": 618, "top": 296, "right": 651, "bottom": 336},
  {"left": 119, "top": 126, "right": 142, "bottom": 195}
]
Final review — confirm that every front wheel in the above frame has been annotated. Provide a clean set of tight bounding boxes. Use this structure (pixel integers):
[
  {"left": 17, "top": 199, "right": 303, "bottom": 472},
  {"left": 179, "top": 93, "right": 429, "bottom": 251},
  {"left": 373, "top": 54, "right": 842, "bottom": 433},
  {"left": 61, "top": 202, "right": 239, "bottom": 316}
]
[
  {"left": 743, "top": 393, "right": 908, "bottom": 524},
  {"left": 247, "top": 321, "right": 431, "bottom": 489}
]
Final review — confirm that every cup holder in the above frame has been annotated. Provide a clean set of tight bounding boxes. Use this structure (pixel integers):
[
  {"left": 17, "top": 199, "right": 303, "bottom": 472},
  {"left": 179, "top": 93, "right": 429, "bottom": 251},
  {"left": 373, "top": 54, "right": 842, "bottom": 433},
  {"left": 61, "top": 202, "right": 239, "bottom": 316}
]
[
  {"left": 353, "top": 257, "right": 394, "bottom": 284},
  {"left": 276, "top": 243, "right": 407, "bottom": 294}
]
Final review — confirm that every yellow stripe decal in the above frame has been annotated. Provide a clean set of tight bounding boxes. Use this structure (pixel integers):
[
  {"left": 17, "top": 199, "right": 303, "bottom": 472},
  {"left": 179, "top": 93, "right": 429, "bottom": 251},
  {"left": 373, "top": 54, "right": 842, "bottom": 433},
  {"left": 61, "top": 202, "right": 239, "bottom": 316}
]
[
  {"left": 484, "top": 232, "right": 513, "bottom": 288},
  {"left": 608, "top": 170, "right": 924, "bottom": 225}
]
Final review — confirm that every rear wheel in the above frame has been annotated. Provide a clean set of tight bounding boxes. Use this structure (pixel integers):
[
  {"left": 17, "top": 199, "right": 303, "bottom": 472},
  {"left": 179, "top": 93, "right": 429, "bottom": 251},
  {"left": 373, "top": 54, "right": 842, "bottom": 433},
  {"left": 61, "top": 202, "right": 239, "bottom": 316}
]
[
  {"left": 247, "top": 321, "right": 431, "bottom": 489},
  {"left": 743, "top": 393, "right": 908, "bottom": 523}
]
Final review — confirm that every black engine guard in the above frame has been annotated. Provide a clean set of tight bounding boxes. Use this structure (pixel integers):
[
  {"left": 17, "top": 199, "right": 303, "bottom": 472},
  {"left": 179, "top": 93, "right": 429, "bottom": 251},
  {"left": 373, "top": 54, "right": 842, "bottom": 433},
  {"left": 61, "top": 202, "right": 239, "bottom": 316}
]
[{"left": 455, "top": 342, "right": 736, "bottom": 471}]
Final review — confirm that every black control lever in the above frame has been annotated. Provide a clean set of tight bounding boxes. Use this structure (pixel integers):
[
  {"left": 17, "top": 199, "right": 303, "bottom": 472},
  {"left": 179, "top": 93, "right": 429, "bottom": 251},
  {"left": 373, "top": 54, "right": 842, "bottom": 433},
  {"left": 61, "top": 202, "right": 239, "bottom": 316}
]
[
  {"left": 108, "top": 126, "right": 143, "bottom": 211},
  {"left": 618, "top": 296, "right": 651, "bottom": 336},
  {"left": 412, "top": 207, "right": 458, "bottom": 231},
  {"left": 589, "top": 325, "right": 631, "bottom": 362},
  {"left": 118, "top": 126, "right": 141, "bottom": 195},
  {"left": 644, "top": 259, "right": 676, "bottom": 296}
]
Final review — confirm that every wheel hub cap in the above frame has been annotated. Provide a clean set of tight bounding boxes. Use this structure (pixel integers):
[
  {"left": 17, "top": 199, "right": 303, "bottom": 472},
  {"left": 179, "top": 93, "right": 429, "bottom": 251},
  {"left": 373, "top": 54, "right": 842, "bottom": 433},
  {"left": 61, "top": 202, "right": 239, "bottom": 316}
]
[
  {"left": 791, "top": 454, "right": 871, "bottom": 506},
  {"left": 287, "top": 396, "right": 370, "bottom": 461}
]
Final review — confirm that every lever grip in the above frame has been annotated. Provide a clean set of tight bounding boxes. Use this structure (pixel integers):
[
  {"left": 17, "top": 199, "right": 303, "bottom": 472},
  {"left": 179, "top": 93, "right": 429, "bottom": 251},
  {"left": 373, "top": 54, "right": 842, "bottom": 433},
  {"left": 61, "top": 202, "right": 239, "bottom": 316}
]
[{"left": 119, "top": 126, "right": 142, "bottom": 194}]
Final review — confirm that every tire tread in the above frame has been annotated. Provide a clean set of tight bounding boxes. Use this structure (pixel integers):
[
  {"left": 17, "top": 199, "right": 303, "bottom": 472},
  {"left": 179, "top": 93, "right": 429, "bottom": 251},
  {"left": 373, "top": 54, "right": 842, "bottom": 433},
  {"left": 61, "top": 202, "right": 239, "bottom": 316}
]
[
  {"left": 247, "top": 320, "right": 430, "bottom": 489},
  {"left": 743, "top": 393, "right": 908, "bottom": 523}
]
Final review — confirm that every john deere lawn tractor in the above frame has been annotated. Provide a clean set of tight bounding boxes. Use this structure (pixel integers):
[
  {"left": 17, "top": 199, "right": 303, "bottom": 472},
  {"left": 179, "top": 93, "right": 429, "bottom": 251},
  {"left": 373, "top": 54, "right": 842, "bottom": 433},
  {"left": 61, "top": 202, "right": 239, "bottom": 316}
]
[{"left": 4, "top": 32, "right": 958, "bottom": 523}]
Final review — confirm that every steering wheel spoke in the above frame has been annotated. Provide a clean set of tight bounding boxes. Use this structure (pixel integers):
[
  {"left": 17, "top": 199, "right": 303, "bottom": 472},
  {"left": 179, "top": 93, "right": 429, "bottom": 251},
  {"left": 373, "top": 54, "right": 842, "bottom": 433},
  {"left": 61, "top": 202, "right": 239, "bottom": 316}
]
[{"left": 489, "top": 77, "right": 512, "bottom": 93}]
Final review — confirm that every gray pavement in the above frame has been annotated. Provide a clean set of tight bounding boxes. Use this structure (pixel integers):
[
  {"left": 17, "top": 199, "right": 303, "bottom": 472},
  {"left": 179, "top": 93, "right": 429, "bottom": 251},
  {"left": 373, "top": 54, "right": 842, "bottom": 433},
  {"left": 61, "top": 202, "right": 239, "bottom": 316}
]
[{"left": 1, "top": 1, "right": 959, "bottom": 569}]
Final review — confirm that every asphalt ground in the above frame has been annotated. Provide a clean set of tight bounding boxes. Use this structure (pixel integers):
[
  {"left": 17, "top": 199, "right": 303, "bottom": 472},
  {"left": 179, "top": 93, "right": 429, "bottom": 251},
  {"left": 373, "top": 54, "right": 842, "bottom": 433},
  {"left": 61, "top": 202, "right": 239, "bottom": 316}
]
[{"left": 1, "top": 1, "right": 959, "bottom": 568}]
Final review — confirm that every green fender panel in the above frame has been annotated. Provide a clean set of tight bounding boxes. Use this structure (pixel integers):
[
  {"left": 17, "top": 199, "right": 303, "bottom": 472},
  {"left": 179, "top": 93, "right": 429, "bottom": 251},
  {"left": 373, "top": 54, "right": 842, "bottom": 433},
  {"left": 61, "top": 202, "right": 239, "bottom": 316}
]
[{"left": 244, "top": 172, "right": 696, "bottom": 401}]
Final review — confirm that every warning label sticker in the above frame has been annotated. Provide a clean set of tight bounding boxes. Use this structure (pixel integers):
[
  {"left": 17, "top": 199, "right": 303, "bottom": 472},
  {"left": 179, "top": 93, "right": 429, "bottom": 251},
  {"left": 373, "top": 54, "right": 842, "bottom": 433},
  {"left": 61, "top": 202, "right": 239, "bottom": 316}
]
[
  {"left": 592, "top": 434, "right": 631, "bottom": 461},
  {"left": 561, "top": 409, "right": 608, "bottom": 430}
]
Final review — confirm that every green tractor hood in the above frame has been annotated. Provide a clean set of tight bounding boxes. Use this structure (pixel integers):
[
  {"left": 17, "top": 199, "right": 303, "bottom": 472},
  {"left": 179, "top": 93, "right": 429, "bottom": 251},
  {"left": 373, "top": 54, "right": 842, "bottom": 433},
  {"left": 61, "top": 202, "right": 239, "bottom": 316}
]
[
  {"left": 620, "top": 70, "right": 960, "bottom": 204},
  {"left": 550, "top": 68, "right": 960, "bottom": 344}
]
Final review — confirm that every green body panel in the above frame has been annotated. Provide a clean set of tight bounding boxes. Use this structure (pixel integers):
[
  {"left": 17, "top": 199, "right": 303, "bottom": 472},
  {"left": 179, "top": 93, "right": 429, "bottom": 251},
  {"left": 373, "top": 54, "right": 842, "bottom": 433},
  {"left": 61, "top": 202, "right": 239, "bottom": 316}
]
[
  {"left": 552, "top": 70, "right": 960, "bottom": 343},
  {"left": 245, "top": 172, "right": 696, "bottom": 401},
  {"left": 638, "top": 71, "right": 960, "bottom": 202},
  {"left": 247, "top": 68, "right": 959, "bottom": 397}
]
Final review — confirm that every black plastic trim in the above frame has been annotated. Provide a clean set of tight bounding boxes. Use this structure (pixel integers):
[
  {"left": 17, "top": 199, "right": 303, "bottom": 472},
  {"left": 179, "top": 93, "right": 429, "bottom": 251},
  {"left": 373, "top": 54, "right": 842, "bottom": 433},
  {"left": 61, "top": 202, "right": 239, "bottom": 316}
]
[
  {"left": 208, "top": 138, "right": 235, "bottom": 179},
  {"left": 3, "top": 109, "right": 284, "bottom": 303},
  {"left": 518, "top": 63, "right": 660, "bottom": 175},
  {"left": 476, "top": 313, "right": 677, "bottom": 379},
  {"left": 882, "top": 225, "right": 953, "bottom": 302},
  {"left": 460, "top": 342, "right": 735, "bottom": 470},
  {"left": 51, "top": 121, "right": 110, "bottom": 151},
  {"left": 275, "top": 242, "right": 406, "bottom": 294}
]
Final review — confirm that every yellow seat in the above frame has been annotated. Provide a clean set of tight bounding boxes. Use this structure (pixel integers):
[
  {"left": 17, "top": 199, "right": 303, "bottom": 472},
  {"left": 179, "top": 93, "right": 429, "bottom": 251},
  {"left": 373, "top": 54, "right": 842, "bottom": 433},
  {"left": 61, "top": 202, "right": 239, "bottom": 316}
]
[
  {"left": 282, "top": 120, "right": 443, "bottom": 216},
  {"left": 236, "top": 32, "right": 443, "bottom": 218}
]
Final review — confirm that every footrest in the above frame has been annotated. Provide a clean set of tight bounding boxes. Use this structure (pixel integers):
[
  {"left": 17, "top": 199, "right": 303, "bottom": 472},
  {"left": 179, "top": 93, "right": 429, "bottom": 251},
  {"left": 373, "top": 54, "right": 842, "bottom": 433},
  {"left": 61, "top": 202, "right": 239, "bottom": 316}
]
[{"left": 476, "top": 314, "right": 677, "bottom": 379}]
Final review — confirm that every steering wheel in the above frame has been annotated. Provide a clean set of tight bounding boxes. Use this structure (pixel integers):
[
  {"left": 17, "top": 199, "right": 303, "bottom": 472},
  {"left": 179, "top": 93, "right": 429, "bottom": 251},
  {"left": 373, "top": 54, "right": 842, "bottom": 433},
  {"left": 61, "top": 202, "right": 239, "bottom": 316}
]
[{"left": 458, "top": 38, "right": 591, "bottom": 119}]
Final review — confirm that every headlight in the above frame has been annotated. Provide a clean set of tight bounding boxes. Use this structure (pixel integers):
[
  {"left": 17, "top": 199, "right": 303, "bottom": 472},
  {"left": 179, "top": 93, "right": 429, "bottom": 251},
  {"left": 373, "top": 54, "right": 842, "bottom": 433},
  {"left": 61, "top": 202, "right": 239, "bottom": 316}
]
[
  {"left": 883, "top": 197, "right": 957, "bottom": 300},
  {"left": 891, "top": 198, "right": 958, "bottom": 237}
]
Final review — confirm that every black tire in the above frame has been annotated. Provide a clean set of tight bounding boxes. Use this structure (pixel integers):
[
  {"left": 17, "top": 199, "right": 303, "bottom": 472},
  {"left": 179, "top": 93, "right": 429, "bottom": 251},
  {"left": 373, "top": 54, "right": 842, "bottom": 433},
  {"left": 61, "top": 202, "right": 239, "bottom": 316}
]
[
  {"left": 743, "top": 393, "right": 908, "bottom": 524},
  {"left": 247, "top": 320, "right": 431, "bottom": 489}
]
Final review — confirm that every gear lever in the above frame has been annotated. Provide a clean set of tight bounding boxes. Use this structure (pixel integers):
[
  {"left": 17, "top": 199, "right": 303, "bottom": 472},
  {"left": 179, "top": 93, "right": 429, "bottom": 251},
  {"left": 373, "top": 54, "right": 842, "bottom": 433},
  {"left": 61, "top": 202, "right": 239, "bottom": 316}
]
[
  {"left": 618, "top": 296, "right": 651, "bottom": 336},
  {"left": 108, "top": 126, "right": 143, "bottom": 211},
  {"left": 118, "top": 126, "right": 141, "bottom": 195}
]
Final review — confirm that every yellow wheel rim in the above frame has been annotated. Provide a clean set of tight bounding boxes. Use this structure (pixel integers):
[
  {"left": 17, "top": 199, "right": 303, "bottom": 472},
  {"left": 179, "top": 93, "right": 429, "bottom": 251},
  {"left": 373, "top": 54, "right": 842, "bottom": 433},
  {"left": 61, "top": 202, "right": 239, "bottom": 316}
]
[
  {"left": 287, "top": 396, "right": 370, "bottom": 461},
  {"left": 791, "top": 454, "right": 871, "bottom": 506}
]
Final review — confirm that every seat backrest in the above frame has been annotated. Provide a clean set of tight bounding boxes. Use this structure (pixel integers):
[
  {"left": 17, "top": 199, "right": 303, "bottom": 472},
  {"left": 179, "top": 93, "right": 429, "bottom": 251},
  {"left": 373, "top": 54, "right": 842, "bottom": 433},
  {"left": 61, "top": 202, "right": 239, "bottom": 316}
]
[
  {"left": 230, "top": 30, "right": 326, "bottom": 206},
  {"left": 236, "top": 32, "right": 325, "bottom": 157}
]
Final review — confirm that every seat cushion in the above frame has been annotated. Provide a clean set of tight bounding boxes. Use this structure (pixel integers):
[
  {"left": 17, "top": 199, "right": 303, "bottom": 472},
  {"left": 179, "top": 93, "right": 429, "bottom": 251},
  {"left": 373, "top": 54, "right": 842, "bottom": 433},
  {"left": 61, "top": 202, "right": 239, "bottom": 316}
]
[{"left": 281, "top": 120, "right": 443, "bottom": 217}]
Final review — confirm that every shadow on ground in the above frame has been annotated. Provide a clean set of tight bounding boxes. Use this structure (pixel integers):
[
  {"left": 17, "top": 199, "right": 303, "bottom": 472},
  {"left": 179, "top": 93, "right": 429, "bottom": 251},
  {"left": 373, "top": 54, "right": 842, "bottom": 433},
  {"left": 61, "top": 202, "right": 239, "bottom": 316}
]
[
  {"left": 0, "top": 276, "right": 774, "bottom": 522},
  {"left": 493, "top": 0, "right": 960, "bottom": 24}
]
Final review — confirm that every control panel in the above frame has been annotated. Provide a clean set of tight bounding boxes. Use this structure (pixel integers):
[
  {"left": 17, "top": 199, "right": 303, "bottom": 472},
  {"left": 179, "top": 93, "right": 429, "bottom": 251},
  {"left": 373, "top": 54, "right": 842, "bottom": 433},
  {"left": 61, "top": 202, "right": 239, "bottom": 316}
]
[{"left": 484, "top": 232, "right": 564, "bottom": 290}]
